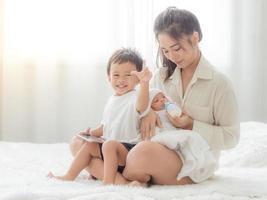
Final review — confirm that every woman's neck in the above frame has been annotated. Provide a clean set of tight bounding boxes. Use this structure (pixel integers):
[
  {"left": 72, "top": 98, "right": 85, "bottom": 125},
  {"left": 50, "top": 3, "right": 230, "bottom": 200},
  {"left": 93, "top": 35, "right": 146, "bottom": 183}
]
[{"left": 181, "top": 50, "right": 201, "bottom": 77}]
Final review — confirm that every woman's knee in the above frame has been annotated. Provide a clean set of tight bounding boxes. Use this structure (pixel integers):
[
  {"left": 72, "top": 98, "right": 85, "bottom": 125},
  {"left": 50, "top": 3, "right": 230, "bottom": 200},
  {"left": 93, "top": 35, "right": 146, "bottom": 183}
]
[
  {"left": 124, "top": 141, "right": 157, "bottom": 174},
  {"left": 122, "top": 141, "right": 155, "bottom": 182},
  {"left": 126, "top": 141, "right": 159, "bottom": 165},
  {"left": 124, "top": 141, "right": 183, "bottom": 184}
]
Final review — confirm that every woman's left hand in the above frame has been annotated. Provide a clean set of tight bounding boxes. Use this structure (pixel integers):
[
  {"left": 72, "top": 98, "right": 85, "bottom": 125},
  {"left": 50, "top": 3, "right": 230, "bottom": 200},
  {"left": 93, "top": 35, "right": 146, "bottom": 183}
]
[{"left": 166, "top": 112, "right": 194, "bottom": 130}]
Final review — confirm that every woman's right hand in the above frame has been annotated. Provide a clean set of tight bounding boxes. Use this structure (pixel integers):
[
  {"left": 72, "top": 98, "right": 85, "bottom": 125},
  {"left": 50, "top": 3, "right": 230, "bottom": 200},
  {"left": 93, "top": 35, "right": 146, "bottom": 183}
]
[{"left": 140, "top": 110, "right": 163, "bottom": 140}]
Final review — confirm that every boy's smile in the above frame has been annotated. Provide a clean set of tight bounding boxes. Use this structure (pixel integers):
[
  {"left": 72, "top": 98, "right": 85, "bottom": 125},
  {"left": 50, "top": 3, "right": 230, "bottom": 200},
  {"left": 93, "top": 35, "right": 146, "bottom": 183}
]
[{"left": 109, "top": 62, "right": 139, "bottom": 96}]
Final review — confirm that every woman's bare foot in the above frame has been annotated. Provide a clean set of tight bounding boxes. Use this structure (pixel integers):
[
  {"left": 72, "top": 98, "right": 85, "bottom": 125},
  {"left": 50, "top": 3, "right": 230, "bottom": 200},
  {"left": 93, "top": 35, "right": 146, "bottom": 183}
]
[
  {"left": 128, "top": 180, "right": 148, "bottom": 187},
  {"left": 46, "top": 171, "right": 75, "bottom": 181}
]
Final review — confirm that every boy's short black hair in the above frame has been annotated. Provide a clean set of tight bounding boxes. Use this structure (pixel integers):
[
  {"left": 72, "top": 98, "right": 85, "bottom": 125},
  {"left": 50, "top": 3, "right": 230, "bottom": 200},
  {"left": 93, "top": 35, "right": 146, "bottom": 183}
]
[{"left": 107, "top": 48, "right": 143, "bottom": 75}]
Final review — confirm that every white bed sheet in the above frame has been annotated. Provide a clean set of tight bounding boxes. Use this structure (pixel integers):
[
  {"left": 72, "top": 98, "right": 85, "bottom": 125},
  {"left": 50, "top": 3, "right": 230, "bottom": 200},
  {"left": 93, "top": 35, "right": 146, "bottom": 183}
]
[{"left": 1, "top": 122, "right": 267, "bottom": 200}]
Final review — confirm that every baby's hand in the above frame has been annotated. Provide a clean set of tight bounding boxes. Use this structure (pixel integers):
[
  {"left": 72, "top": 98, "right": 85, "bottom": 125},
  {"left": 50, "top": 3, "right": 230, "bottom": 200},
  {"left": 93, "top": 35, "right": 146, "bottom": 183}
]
[{"left": 131, "top": 62, "right": 152, "bottom": 82}]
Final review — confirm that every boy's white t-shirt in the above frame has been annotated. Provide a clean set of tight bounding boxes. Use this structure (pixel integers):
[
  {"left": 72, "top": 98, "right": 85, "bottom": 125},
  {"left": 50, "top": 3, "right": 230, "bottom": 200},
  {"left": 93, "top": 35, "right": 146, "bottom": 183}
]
[{"left": 101, "top": 90, "right": 142, "bottom": 144}]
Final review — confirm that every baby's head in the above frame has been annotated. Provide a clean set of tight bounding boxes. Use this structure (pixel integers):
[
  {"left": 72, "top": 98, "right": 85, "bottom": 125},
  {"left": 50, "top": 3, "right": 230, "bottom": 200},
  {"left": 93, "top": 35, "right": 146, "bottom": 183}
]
[
  {"left": 150, "top": 89, "right": 168, "bottom": 111},
  {"left": 107, "top": 48, "right": 143, "bottom": 96}
]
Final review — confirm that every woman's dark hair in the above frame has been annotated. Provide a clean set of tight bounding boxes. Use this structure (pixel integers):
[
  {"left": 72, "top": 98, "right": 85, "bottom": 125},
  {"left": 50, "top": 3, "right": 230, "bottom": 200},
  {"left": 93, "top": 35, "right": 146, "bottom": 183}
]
[
  {"left": 154, "top": 7, "right": 202, "bottom": 81},
  {"left": 107, "top": 48, "right": 143, "bottom": 75}
]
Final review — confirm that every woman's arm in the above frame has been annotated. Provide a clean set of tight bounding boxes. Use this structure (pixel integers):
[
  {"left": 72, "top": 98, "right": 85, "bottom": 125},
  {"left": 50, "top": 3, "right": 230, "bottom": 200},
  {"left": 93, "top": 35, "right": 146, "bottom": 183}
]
[
  {"left": 167, "top": 83, "right": 239, "bottom": 150},
  {"left": 166, "top": 111, "right": 194, "bottom": 130},
  {"left": 193, "top": 85, "right": 240, "bottom": 150}
]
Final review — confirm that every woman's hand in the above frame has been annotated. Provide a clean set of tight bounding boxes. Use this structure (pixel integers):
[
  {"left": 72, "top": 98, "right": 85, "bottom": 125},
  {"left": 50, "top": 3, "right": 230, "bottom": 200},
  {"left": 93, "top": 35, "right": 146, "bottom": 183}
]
[
  {"left": 166, "top": 112, "right": 194, "bottom": 130},
  {"left": 140, "top": 110, "right": 163, "bottom": 140}
]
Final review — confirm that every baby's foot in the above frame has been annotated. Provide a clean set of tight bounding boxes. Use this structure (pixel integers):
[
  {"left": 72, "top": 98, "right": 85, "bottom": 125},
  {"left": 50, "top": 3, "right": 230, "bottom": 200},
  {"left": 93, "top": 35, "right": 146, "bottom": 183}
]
[
  {"left": 128, "top": 180, "right": 148, "bottom": 187},
  {"left": 46, "top": 171, "right": 74, "bottom": 181}
]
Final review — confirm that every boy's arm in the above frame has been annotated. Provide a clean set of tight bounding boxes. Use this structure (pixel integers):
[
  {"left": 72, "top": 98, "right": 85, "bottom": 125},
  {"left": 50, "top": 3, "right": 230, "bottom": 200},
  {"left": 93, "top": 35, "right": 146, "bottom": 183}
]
[
  {"left": 131, "top": 67, "right": 152, "bottom": 114},
  {"left": 89, "top": 125, "right": 103, "bottom": 137},
  {"left": 136, "top": 81, "right": 149, "bottom": 113}
]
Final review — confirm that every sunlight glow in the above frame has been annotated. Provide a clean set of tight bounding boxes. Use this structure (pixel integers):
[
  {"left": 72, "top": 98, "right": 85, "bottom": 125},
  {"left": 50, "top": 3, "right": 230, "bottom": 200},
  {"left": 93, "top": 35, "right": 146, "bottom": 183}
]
[{"left": 4, "top": 0, "right": 112, "bottom": 66}]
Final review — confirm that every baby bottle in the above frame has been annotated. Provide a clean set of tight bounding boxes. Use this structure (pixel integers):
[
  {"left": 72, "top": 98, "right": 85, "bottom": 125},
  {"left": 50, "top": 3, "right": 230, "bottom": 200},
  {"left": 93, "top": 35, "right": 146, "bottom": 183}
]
[{"left": 164, "top": 102, "right": 182, "bottom": 117}]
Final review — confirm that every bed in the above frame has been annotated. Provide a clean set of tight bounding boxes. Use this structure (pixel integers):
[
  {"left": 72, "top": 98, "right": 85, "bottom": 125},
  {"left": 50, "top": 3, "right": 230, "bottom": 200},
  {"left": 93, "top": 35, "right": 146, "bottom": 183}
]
[{"left": 1, "top": 122, "right": 267, "bottom": 200}]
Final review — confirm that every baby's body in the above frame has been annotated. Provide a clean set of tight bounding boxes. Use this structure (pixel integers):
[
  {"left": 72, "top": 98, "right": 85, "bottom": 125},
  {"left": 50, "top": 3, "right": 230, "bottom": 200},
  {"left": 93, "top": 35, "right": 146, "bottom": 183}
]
[
  {"left": 149, "top": 89, "right": 181, "bottom": 134},
  {"left": 155, "top": 110, "right": 178, "bottom": 133}
]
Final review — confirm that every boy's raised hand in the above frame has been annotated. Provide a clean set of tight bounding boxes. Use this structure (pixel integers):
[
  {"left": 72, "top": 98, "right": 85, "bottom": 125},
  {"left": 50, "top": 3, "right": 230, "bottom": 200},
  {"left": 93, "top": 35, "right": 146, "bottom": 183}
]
[{"left": 131, "top": 62, "right": 152, "bottom": 82}]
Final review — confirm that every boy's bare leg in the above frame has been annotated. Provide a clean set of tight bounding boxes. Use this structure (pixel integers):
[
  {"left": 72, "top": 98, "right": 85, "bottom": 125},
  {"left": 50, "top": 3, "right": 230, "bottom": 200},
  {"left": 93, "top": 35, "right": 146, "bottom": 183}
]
[
  {"left": 87, "top": 158, "right": 104, "bottom": 180},
  {"left": 68, "top": 137, "right": 146, "bottom": 186},
  {"left": 70, "top": 136, "right": 94, "bottom": 175},
  {"left": 68, "top": 137, "right": 135, "bottom": 184},
  {"left": 85, "top": 157, "right": 138, "bottom": 186},
  {"left": 49, "top": 142, "right": 101, "bottom": 181},
  {"left": 69, "top": 136, "right": 85, "bottom": 156},
  {"left": 102, "top": 141, "right": 130, "bottom": 185}
]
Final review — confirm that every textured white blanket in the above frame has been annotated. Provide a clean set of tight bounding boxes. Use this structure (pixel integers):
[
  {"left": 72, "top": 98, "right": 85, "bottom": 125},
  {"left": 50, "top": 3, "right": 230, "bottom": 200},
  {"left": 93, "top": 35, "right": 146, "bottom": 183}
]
[{"left": 1, "top": 122, "right": 267, "bottom": 200}]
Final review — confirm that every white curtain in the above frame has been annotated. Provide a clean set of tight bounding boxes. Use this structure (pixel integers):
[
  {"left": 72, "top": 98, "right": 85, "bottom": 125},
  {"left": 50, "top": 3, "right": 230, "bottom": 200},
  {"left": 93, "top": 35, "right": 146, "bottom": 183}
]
[
  {"left": 0, "top": 0, "right": 266, "bottom": 143},
  {"left": 230, "top": 0, "right": 267, "bottom": 122},
  {"left": 0, "top": 0, "right": 3, "bottom": 140}
]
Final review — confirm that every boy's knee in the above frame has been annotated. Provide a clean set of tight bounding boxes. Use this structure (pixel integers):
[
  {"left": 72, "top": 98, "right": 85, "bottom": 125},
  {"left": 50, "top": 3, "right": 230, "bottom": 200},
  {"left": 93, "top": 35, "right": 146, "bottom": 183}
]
[
  {"left": 102, "top": 140, "right": 119, "bottom": 154},
  {"left": 69, "top": 136, "right": 85, "bottom": 156}
]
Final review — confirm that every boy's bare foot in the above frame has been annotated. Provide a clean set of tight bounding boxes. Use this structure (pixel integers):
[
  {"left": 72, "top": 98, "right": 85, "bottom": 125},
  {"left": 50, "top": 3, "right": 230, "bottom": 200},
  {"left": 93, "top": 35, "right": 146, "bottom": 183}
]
[
  {"left": 46, "top": 171, "right": 75, "bottom": 181},
  {"left": 128, "top": 180, "right": 148, "bottom": 187}
]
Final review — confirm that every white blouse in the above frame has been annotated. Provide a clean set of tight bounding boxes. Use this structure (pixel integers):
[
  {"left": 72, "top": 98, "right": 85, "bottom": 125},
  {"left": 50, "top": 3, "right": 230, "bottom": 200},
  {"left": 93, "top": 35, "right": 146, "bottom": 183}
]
[{"left": 151, "top": 55, "right": 240, "bottom": 160}]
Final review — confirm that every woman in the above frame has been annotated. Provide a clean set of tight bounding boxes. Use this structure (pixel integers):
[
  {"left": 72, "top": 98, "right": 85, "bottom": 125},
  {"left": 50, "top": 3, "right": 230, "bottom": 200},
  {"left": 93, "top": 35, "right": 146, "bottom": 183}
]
[{"left": 121, "top": 7, "right": 240, "bottom": 185}]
